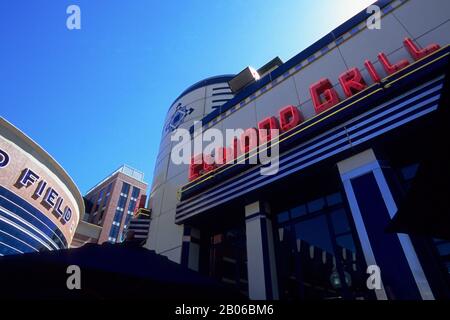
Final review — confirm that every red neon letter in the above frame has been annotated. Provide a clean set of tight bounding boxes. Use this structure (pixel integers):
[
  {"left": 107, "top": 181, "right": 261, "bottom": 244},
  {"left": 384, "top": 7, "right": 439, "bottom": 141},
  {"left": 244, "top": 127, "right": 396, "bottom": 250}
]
[
  {"left": 215, "top": 146, "right": 231, "bottom": 166},
  {"left": 279, "top": 105, "right": 301, "bottom": 132},
  {"left": 309, "top": 79, "right": 340, "bottom": 114},
  {"left": 378, "top": 52, "right": 409, "bottom": 75},
  {"left": 258, "top": 116, "right": 279, "bottom": 144},
  {"left": 339, "top": 68, "right": 367, "bottom": 98},
  {"left": 240, "top": 128, "right": 258, "bottom": 154},
  {"left": 189, "top": 154, "right": 203, "bottom": 181},
  {"left": 364, "top": 60, "right": 381, "bottom": 83},
  {"left": 404, "top": 37, "right": 440, "bottom": 61},
  {"left": 229, "top": 137, "right": 240, "bottom": 162}
]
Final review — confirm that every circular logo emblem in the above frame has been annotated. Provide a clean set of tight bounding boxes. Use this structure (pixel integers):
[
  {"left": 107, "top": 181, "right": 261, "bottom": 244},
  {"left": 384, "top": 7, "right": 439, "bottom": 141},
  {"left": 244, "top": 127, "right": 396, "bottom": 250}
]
[{"left": 165, "top": 103, "right": 194, "bottom": 133}]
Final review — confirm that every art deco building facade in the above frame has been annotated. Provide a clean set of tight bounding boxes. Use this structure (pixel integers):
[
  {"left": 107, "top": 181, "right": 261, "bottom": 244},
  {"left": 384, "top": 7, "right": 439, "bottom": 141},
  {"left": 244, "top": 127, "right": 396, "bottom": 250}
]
[{"left": 146, "top": 0, "right": 450, "bottom": 300}]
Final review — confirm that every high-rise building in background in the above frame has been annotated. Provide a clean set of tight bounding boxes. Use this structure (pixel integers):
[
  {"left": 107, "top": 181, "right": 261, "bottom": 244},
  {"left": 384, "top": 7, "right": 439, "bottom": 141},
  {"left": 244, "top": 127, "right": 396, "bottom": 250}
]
[
  {"left": 145, "top": 0, "right": 450, "bottom": 300},
  {"left": 81, "top": 165, "right": 147, "bottom": 244}
]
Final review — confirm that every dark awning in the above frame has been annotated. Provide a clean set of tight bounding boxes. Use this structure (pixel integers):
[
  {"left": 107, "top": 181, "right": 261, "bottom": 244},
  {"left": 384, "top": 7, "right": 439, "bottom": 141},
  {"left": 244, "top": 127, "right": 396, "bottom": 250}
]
[{"left": 0, "top": 241, "right": 245, "bottom": 300}]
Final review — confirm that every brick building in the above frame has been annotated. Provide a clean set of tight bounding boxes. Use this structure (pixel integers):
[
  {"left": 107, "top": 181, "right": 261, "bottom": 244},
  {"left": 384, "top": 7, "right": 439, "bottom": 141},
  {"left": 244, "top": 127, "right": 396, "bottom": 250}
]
[{"left": 82, "top": 165, "right": 147, "bottom": 244}]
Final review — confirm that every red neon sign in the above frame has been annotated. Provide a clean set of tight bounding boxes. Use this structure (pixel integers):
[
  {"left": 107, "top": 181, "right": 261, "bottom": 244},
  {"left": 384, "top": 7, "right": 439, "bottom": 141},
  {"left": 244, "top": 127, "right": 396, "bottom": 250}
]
[
  {"left": 310, "top": 78, "right": 340, "bottom": 113},
  {"left": 279, "top": 105, "right": 302, "bottom": 132},
  {"left": 258, "top": 116, "right": 279, "bottom": 144}
]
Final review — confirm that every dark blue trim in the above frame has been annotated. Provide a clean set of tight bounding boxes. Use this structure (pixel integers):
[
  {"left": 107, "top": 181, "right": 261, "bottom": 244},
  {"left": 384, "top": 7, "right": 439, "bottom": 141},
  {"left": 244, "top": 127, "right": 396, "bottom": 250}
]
[
  {"left": 212, "top": 86, "right": 231, "bottom": 91},
  {"left": 0, "top": 208, "right": 60, "bottom": 250},
  {"left": 350, "top": 172, "right": 422, "bottom": 299},
  {"left": 0, "top": 186, "right": 68, "bottom": 248},
  {"left": 188, "top": 0, "right": 396, "bottom": 134},
  {"left": 212, "top": 99, "right": 231, "bottom": 103},
  {"left": 0, "top": 221, "right": 45, "bottom": 253}
]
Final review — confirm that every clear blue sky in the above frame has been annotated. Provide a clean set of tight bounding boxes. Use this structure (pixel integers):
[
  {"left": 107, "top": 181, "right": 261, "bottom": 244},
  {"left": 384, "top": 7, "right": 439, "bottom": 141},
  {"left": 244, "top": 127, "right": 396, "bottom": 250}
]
[{"left": 0, "top": 0, "right": 373, "bottom": 194}]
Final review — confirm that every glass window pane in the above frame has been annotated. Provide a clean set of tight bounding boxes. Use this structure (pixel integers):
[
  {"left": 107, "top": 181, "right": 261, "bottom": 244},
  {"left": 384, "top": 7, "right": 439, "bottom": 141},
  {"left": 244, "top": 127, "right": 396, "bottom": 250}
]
[
  {"left": 97, "top": 189, "right": 104, "bottom": 204},
  {"left": 307, "top": 198, "right": 326, "bottom": 213},
  {"left": 326, "top": 193, "right": 343, "bottom": 206},
  {"left": 105, "top": 183, "right": 112, "bottom": 195},
  {"left": 121, "top": 182, "right": 130, "bottom": 194},
  {"left": 277, "top": 211, "right": 290, "bottom": 223},
  {"left": 401, "top": 163, "right": 419, "bottom": 181},
  {"left": 336, "top": 234, "right": 356, "bottom": 253},
  {"left": 132, "top": 187, "right": 140, "bottom": 198},
  {"left": 331, "top": 208, "right": 351, "bottom": 234},
  {"left": 290, "top": 205, "right": 307, "bottom": 218},
  {"left": 294, "top": 215, "right": 333, "bottom": 254},
  {"left": 437, "top": 242, "right": 450, "bottom": 256}
]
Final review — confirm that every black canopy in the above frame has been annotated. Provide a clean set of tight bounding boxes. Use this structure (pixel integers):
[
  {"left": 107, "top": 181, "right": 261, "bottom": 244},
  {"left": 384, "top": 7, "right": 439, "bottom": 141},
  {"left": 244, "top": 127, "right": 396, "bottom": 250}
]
[{"left": 0, "top": 241, "right": 245, "bottom": 300}]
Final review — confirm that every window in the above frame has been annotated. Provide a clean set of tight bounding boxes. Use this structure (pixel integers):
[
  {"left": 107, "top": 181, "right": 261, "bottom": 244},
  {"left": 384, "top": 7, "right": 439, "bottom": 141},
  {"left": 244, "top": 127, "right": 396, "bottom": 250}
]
[
  {"left": 97, "top": 208, "right": 105, "bottom": 225},
  {"left": 203, "top": 227, "right": 248, "bottom": 297},
  {"left": 108, "top": 182, "right": 131, "bottom": 243},
  {"left": 336, "top": 234, "right": 356, "bottom": 252},
  {"left": 277, "top": 192, "right": 345, "bottom": 225},
  {"left": 121, "top": 183, "right": 130, "bottom": 196},
  {"left": 326, "top": 193, "right": 343, "bottom": 206},
  {"left": 290, "top": 205, "right": 307, "bottom": 218},
  {"left": 277, "top": 211, "right": 290, "bottom": 223},
  {"left": 330, "top": 208, "right": 351, "bottom": 235},
  {"left": 274, "top": 190, "right": 374, "bottom": 300},
  {"left": 105, "top": 183, "right": 112, "bottom": 197},
  {"left": 117, "top": 196, "right": 127, "bottom": 208},
  {"left": 131, "top": 187, "right": 140, "bottom": 200},
  {"left": 294, "top": 215, "right": 334, "bottom": 253},
  {"left": 102, "top": 183, "right": 113, "bottom": 208},
  {"left": 97, "top": 189, "right": 104, "bottom": 206},
  {"left": 307, "top": 198, "right": 326, "bottom": 213},
  {"left": 436, "top": 242, "right": 450, "bottom": 256},
  {"left": 401, "top": 163, "right": 420, "bottom": 181},
  {"left": 119, "top": 187, "right": 141, "bottom": 241}
]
